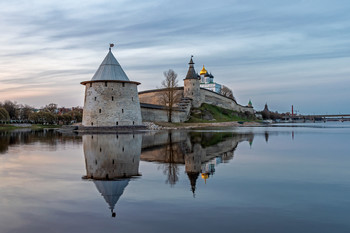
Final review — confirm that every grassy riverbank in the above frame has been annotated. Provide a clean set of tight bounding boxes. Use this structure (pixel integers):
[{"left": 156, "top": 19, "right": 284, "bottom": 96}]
[
  {"left": 186, "top": 103, "right": 256, "bottom": 123},
  {"left": 156, "top": 121, "right": 261, "bottom": 129},
  {"left": 0, "top": 124, "right": 61, "bottom": 130}
]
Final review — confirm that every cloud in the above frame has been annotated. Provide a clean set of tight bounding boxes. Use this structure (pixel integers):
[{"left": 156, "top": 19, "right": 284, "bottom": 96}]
[{"left": 0, "top": 0, "right": 350, "bottom": 113}]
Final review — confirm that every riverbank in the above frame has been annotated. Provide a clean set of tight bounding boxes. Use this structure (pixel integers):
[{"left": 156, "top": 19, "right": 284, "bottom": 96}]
[
  {"left": 0, "top": 124, "right": 61, "bottom": 130},
  {"left": 153, "top": 121, "right": 263, "bottom": 129}
]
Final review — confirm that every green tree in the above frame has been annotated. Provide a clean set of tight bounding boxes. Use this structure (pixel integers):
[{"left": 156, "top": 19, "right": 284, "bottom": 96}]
[
  {"left": 1, "top": 100, "right": 18, "bottom": 119},
  {"left": 0, "top": 108, "right": 10, "bottom": 121}
]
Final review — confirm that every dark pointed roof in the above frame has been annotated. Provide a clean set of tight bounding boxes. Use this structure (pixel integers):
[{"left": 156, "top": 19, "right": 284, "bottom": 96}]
[
  {"left": 187, "top": 172, "right": 200, "bottom": 197},
  {"left": 91, "top": 48, "right": 130, "bottom": 81},
  {"left": 94, "top": 179, "right": 130, "bottom": 216},
  {"left": 185, "top": 56, "right": 199, "bottom": 80}
]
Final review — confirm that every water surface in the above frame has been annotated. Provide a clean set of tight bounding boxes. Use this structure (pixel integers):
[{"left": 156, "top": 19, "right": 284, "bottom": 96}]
[{"left": 0, "top": 123, "right": 349, "bottom": 233}]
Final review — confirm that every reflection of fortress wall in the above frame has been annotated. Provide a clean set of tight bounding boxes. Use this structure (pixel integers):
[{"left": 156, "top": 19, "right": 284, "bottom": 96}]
[
  {"left": 83, "top": 134, "right": 142, "bottom": 179},
  {"left": 140, "top": 132, "right": 254, "bottom": 165},
  {"left": 204, "top": 133, "right": 254, "bottom": 162},
  {"left": 141, "top": 131, "right": 186, "bottom": 149}
]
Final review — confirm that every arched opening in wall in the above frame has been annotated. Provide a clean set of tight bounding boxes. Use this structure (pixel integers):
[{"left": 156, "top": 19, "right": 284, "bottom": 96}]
[
  {"left": 193, "top": 83, "right": 194, "bottom": 86},
  {"left": 105, "top": 82, "right": 107, "bottom": 87},
  {"left": 122, "top": 147, "right": 124, "bottom": 152},
  {"left": 133, "top": 134, "right": 135, "bottom": 138},
  {"left": 99, "top": 109, "right": 101, "bottom": 113},
  {"left": 116, "top": 121, "right": 118, "bottom": 126},
  {"left": 100, "top": 147, "right": 102, "bottom": 152},
  {"left": 91, "top": 122, "right": 94, "bottom": 126},
  {"left": 94, "top": 97, "right": 97, "bottom": 101},
  {"left": 133, "top": 121, "right": 134, "bottom": 125},
  {"left": 122, "top": 83, "right": 125, "bottom": 87},
  {"left": 117, "top": 134, "right": 119, "bottom": 139},
  {"left": 95, "top": 160, "right": 97, "bottom": 165},
  {"left": 91, "top": 135, "right": 93, "bottom": 139},
  {"left": 106, "top": 174, "right": 109, "bottom": 180},
  {"left": 112, "top": 159, "right": 115, "bottom": 164},
  {"left": 112, "top": 96, "right": 114, "bottom": 101},
  {"left": 90, "top": 83, "right": 92, "bottom": 87},
  {"left": 122, "top": 109, "right": 124, "bottom": 113},
  {"left": 91, "top": 174, "right": 93, "bottom": 179}
]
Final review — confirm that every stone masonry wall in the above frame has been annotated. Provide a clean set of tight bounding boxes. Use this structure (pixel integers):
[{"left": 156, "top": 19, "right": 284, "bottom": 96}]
[
  {"left": 200, "top": 88, "right": 254, "bottom": 114},
  {"left": 138, "top": 88, "right": 184, "bottom": 106},
  {"left": 82, "top": 81, "right": 142, "bottom": 126},
  {"left": 141, "top": 106, "right": 187, "bottom": 123}
]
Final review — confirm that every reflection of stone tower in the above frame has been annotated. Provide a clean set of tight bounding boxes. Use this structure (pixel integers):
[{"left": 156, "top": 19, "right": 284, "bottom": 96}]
[
  {"left": 185, "top": 143, "right": 203, "bottom": 196},
  {"left": 183, "top": 56, "right": 201, "bottom": 108},
  {"left": 94, "top": 179, "right": 129, "bottom": 217},
  {"left": 81, "top": 46, "right": 142, "bottom": 127},
  {"left": 83, "top": 134, "right": 142, "bottom": 179}
]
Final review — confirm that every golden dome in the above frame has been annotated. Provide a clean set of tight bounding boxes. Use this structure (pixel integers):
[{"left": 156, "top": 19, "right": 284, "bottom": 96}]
[{"left": 199, "top": 65, "right": 207, "bottom": 75}]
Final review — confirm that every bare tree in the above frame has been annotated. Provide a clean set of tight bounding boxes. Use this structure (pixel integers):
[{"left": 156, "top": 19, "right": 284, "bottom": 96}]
[
  {"left": 220, "top": 85, "right": 235, "bottom": 100},
  {"left": 160, "top": 69, "right": 181, "bottom": 122}
]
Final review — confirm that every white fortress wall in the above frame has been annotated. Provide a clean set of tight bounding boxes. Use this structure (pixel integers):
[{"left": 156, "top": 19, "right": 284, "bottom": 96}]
[{"left": 199, "top": 88, "right": 254, "bottom": 114}]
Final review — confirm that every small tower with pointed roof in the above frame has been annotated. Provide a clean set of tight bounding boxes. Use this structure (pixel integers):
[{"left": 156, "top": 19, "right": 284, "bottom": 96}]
[
  {"left": 248, "top": 100, "right": 253, "bottom": 108},
  {"left": 184, "top": 56, "right": 202, "bottom": 108},
  {"left": 81, "top": 45, "right": 142, "bottom": 127}
]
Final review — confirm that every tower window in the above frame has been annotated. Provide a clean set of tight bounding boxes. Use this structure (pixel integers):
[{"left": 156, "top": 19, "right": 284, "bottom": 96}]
[
  {"left": 192, "top": 92, "right": 193, "bottom": 95},
  {"left": 91, "top": 135, "right": 93, "bottom": 139},
  {"left": 112, "top": 96, "right": 114, "bottom": 101},
  {"left": 94, "top": 97, "right": 97, "bottom": 101},
  {"left": 122, "top": 147, "right": 124, "bottom": 152},
  {"left": 112, "top": 159, "right": 115, "bottom": 164},
  {"left": 90, "top": 83, "right": 92, "bottom": 87},
  {"left": 99, "top": 109, "right": 101, "bottom": 113},
  {"left": 100, "top": 147, "right": 102, "bottom": 152},
  {"left": 122, "top": 109, "right": 124, "bottom": 113},
  {"left": 95, "top": 160, "right": 97, "bottom": 165},
  {"left": 116, "top": 121, "right": 118, "bottom": 126},
  {"left": 105, "top": 82, "right": 107, "bottom": 87},
  {"left": 122, "top": 83, "right": 125, "bottom": 87},
  {"left": 91, "top": 122, "right": 93, "bottom": 126},
  {"left": 133, "top": 121, "right": 135, "bottom": 125},
  {"left": 193, "top": 83, "right": 194, "bottom": 86}
]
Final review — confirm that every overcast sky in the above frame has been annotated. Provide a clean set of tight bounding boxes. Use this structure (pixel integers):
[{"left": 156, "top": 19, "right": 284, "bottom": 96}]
[{"left": 0, "top": 0, "right": 349, "bottom": 114}]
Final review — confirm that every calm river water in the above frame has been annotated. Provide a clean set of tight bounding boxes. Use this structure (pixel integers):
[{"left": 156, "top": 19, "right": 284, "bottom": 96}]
[{"left": 0, "top": 122, "right": 349, "bottom": 233}]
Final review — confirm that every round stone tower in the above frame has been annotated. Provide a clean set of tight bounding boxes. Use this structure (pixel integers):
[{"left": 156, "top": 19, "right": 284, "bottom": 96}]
[
  {"left": 81, "top": 46, "right": 142, "bottom": 127},
  {"left": 184, "top": 56, "right": 201, "bottom": 108}
]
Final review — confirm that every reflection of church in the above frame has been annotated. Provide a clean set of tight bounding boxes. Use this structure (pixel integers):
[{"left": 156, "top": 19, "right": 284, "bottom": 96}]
[
  {"left": 82, "top": 133, "right": 142, "bottom": 217},
  {"left": 141, "top": 131, "right": 254, "bottom": 196}
]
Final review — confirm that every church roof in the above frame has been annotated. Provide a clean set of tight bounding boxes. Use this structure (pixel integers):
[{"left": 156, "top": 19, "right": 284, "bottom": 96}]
[
  {"left": 91, "top": 48, "right": 130, "bottom": 82},
  {"left": 185, "top": 56, "right": 199, "bottom": 79},
  {"left": 199, "top": 65, "right": 207, "bottom": 75}
]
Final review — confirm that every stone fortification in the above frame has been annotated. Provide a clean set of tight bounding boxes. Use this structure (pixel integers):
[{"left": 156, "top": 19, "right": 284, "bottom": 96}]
[
  {"left": 81, "top": 48, "right": 142, "bottom": 127},
  {"left": 82, "top": 81, "right": 142, "bottom": 126},
  {"left": 81, "top": 49, "right": 254, "bottom": 125}
]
